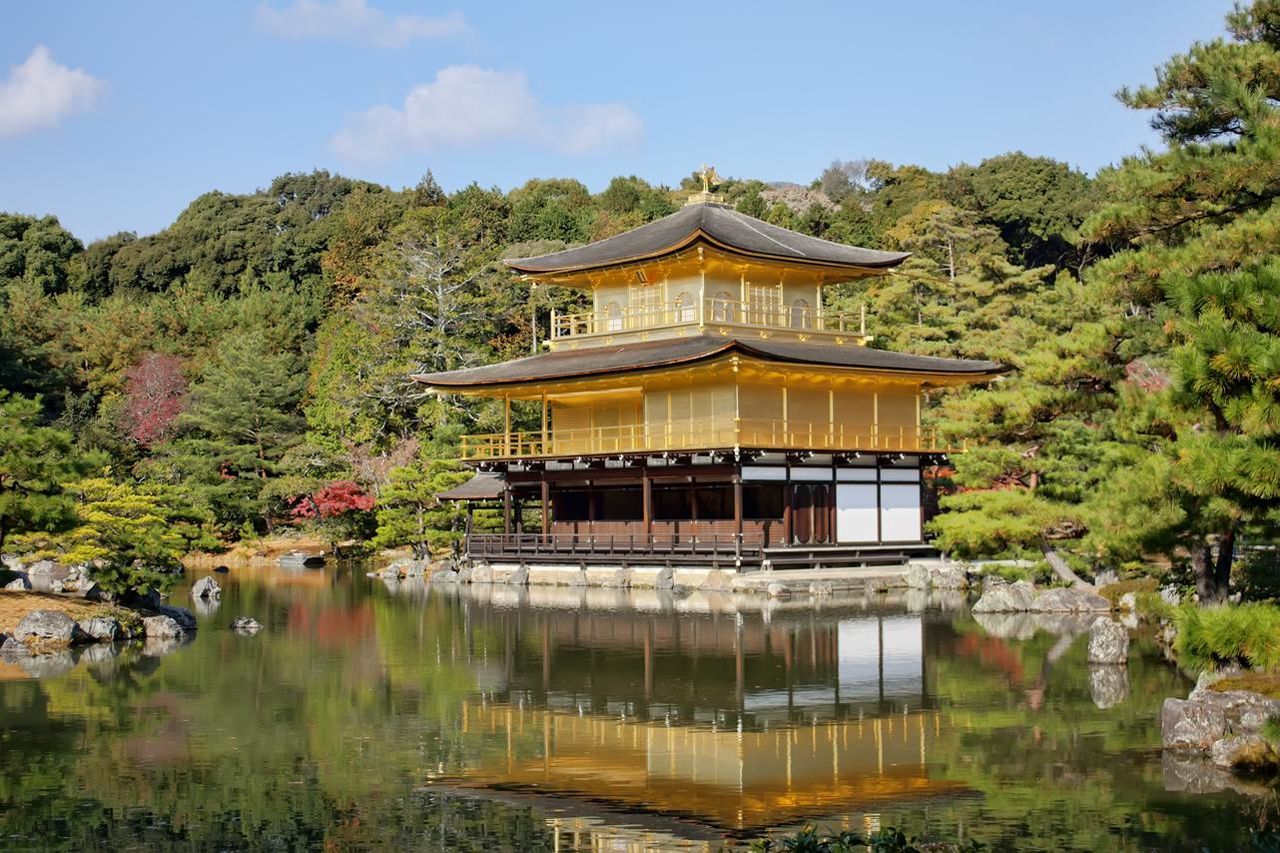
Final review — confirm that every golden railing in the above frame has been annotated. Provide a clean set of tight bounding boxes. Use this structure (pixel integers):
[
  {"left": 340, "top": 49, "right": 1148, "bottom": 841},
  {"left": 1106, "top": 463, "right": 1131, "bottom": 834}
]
[
  {"left": 551, "top": 297, "right": 867, "bottom": 341},
  {"left": 459, "top": 419, "right": 956, "bottom": 460}
]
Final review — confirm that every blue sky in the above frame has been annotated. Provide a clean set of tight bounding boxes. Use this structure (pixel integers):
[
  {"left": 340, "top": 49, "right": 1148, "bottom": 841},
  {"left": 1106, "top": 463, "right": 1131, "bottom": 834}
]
[{"left": 1, "top": 1, "right": 1233, "bottom": 242}]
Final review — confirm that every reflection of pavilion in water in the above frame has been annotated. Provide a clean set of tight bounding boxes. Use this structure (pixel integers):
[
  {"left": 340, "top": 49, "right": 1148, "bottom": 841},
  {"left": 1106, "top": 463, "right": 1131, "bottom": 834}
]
[
  {"left": 466, "top": 599, "right": 936, "bottom": 725},
  {"left": 441, "top": 600, "right": 970, "bottom": 833}
]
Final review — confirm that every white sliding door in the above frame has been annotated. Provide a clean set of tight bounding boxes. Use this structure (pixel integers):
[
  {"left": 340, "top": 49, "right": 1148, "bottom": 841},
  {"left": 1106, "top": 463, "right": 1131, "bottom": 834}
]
[
  {"left": 880, "top": 484, "right": 922, "bottom": 542},
  {"left": 836, "top": 484, "right": 878, "bottom": 543}
]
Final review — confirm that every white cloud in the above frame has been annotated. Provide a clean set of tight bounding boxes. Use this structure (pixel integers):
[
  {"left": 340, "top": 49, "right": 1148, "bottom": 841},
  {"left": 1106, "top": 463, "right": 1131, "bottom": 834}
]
[
  {"left": 0, "top": 45, "right": 105, "bottom": 139},
  {"left": 331, "top": 65, "right": 642, "bottom": 161},
  {"left": 256, "top": 0, "right": 466, "bottom": 48}
]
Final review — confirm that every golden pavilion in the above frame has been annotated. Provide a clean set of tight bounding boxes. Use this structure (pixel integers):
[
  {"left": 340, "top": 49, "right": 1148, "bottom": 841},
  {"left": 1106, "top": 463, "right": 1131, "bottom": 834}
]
[{"left": 417, "top": 171, "right": 1005, "bottom": 569}]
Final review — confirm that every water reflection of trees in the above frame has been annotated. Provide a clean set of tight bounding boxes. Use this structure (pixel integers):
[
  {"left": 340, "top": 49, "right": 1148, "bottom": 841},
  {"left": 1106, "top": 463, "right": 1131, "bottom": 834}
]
[{"left": 0, "top": 572, "right": 1260, "bottom": 850}]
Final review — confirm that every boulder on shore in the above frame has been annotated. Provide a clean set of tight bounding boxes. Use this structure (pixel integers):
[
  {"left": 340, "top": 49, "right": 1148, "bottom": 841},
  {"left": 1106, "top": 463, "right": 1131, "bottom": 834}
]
[
  {"left": 4, "top": 575, "right": 32, "bottom": 591},
  {"left": 506, "top": 565, "right": 530, "bottom": 586},
  {"left": 766, "top": 582, "right": 791, "bottom": 600},
  {"left": 933, "top": 566, "right": 969, "bottom": 590},
  {"left": 972, "top": 580, "right": 1037, "bottom": 612},
  {"left": 190, "top": 576, "right": 221, "bottom": 600},
  {"left": 142, "top": 614, "right": 185, "bottom": 640},
  {"left": 1210, "top": 734, "right": 1278, "bottom": 770},
  {"left": 15, "top": 610, "right": 88, "bottom": 646},
  {"left": 80, "top": 616, "right": 121, "bottom": 642},
  {"left": 1034, "top": 586, "right": 1110, "bottom": 613},
  {"left": 600, "top": 567, "right": 632, "bottom": 589},
  {"left": 157, "top": 604, "right": 197, "bottom": 632},
  {"left": 1087, "top": 618, "right": 1130, "bottom": 664}
]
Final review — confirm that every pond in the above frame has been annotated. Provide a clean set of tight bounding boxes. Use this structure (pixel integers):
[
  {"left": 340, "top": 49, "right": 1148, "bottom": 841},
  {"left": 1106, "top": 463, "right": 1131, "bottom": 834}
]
[{"left": 0, "top": 564, "right": 1263, "bottom": 851}]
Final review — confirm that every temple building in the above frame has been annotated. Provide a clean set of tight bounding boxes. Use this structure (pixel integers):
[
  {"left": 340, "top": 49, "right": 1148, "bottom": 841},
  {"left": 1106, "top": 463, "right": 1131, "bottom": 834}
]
[{"left": 417, "top": 171, "right": 1005, "bottom": 570}]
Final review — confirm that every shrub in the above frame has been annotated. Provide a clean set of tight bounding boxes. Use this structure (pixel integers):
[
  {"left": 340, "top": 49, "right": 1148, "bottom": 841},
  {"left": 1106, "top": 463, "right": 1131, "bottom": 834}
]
[
  {"left": 1097, "top": 577, "right": 1158, "bottom": 607},
  {"left": 753, "top": 825, "right": 984, "bottom": 852},
  {"left": 1176, "top": 604, "right": 1280, "bottom": 672},
  {"left": 1133, "top": 590, "right": 1176, "bottom": 622},
  {"left": 1235, "top": 549, "right": 1280, "bottom": 603}
]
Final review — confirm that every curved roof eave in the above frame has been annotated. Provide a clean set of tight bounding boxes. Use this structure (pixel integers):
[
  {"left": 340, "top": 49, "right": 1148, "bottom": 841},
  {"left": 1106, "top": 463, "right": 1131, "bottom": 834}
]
[{"left": 413, "top": 336, "right": 1008, "bottom": 392}]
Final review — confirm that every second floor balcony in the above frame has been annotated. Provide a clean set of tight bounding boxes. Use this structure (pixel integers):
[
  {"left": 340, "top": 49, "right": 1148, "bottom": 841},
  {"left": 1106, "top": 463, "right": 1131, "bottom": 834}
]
[
  {"left": 460, "top": 419, "right": 957, "bottom": 462},
  {"left": 550, "top": 296, "right": 869, "bottom": 348}
]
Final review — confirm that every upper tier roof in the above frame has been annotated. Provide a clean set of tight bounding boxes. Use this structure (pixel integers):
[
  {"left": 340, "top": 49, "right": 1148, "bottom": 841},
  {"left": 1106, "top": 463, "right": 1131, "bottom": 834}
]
[
  {"left": 414, "top": 335, "right": 1006, "bottom": 390},
  {"left": 504, "top": 202, "right": 910, "bottom": 276}
]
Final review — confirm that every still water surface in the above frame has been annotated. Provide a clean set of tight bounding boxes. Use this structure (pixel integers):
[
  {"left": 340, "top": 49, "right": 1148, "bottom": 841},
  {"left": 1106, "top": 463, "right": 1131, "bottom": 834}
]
[{"left": 0, "top": 564, "right": 1262, "bottom": 851}]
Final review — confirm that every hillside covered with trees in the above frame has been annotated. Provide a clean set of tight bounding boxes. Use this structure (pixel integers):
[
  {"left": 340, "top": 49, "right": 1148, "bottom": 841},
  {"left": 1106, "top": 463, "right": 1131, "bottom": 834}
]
[{"left": 5, "top": 0, "right": 1280, "bottom": 599}]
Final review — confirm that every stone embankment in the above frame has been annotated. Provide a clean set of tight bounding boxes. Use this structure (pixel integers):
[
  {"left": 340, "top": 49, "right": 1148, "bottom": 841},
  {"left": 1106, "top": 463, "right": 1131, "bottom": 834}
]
[{"left": 1161, "top": 671, "right": 1280, "bottom": 787}]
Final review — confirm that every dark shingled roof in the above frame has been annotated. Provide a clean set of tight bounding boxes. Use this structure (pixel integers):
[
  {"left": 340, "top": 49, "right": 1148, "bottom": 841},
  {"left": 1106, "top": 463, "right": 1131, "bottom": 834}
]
[
  {"left": 505, "top": 202, "right": 909, "bottom": 275},
  {"left": 414, "top": 335, "right": 1006, "bottom": 390},
  {"left": 437, "top": 471, "right": 505, "bottom": 501}
]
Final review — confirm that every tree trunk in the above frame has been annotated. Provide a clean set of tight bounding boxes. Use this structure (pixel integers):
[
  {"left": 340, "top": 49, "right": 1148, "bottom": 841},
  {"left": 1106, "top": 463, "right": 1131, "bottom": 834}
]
[
  {"left": 1211, "top": 529, "right": 1236, "bottom": 601},
  {"left": 1041, "top": 543, "right": 1089, "bottom": 588},
  {"left": 1193, "top": 543, "right": 1217, "bottom": 601}
]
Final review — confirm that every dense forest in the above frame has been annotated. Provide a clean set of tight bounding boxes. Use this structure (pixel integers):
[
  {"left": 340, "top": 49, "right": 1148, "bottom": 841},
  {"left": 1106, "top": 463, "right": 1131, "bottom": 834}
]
[{"left": 4, "top": 0, "right": 1280, "bottom": 599}]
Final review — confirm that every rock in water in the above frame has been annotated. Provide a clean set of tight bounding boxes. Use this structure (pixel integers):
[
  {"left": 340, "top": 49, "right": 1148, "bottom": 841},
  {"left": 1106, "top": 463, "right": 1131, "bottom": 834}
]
[
  {"left": 809, "top": 580, "right": 834, "bottom": 598},
  {"left": 0, "top": 636, "right": 32, "bottom": 658},
  {"left": 213, "top": 565, "right": 230, "bottom": 574},
  {"left": 470, "top": 562, "right": 494, "bottom": 584},
  {"left": 190, "top": 576, "right": 222, "bottom": 600},
  {"left": 1087, "top": 618, "right": 1130, "bottom": 664},
  {"left": 142, "top": 614, "right": 185, "bottom": 640},
  {"left": 15, "top": 610, "right": 86, "bottom": 646},
  {"left": 766, "top": 582, "right": 790, "bottom": 599},
  {"left": 507, "top": 565, "right": 530, "bottom": 586},
  {"left": 231, "top": 617, "right": 261, "bottom": 635},
  {"left": 654, "top": 566, "right": 675, "bottom": 590},
  {"left": 904, "top": 563, "right": 930, "bottom": 589},
  {"left": 972, "top": 580, "right": 1037, "bottom": 612},
  {"left": 4, "top": 576, "right": 31, "bottom": 590}
]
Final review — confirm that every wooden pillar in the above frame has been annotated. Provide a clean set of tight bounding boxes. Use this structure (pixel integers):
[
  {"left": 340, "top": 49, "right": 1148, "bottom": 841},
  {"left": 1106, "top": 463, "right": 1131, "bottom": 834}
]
[
  {"left": 733, "top": 474, "right": 744, "bottom": 558},
  {"left": 642, "top": 470, "right": 653, "bottom": 540},
  {"left": 502, "top": 483, "right": 512, "bottom": 536},
  {"left": 540, "top": 391, "right": 549, "bottom": 453},
  {"left": 783, "top": 480, "right": 794, "bottom": 544},
  {"left": 504, "top": 395, "right": 512, "bottom": 457},
  {"left": 540, "top": 478, "right": 550, "bottom": 541}
]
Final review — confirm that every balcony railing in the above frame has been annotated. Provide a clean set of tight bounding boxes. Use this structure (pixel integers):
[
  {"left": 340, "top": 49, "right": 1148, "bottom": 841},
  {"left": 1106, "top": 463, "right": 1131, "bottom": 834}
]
[
  {"left": 551, "top": 297, "right": 867, "bottom": 342},
  {"left": 459, "top": 419, "right": 956, "bottom": 461}
]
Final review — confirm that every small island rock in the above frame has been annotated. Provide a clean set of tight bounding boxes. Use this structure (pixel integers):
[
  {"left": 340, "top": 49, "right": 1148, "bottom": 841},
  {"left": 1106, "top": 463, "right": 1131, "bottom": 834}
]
[
  {"left": 230, "top": 617, "right": 261, "bottom": 634},
  {"left": 1087, "top": 618, "right": 1130, "bottom": 664},
  {"left": 190, "top": 576, "right": 222, "bottom": 600}
]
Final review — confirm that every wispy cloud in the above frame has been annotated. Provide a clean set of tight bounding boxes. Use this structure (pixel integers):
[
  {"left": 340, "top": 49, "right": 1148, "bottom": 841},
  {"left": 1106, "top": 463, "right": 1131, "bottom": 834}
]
[
  {"left": 331, "top": 65, "right": 643, "bottom": 162},
  {"left": 0, "top": 45, "right": 105, "bottom": 139},
  {"left": 256, "top": 0, "right": 466, "bottom": 48}
]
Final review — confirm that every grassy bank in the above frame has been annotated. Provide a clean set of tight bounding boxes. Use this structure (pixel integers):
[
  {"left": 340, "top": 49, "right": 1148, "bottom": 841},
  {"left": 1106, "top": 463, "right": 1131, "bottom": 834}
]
[{"left": 0, "top": 591, "right": 125, "bottom": 635}]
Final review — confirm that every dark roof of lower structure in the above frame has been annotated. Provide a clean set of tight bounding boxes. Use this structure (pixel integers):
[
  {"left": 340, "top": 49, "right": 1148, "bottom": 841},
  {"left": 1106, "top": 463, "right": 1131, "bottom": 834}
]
[
  {"left": 437, "top": 471, "right": 505, "bottom": 500},
  {"left": 414, "top": 336, "right": 1006, "bottom": 390},
  {"left": 504, "top": 202, "right": 909, "bottom": 275}
]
